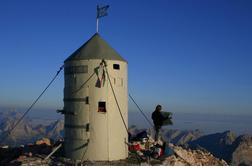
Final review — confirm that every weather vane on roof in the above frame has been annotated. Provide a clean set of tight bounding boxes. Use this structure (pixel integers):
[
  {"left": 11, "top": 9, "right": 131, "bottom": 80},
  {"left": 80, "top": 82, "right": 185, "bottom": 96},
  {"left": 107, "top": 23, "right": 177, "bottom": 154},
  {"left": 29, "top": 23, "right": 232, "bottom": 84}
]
[{"left": 96, "top": 4, "right": 109, "bottom": 33}]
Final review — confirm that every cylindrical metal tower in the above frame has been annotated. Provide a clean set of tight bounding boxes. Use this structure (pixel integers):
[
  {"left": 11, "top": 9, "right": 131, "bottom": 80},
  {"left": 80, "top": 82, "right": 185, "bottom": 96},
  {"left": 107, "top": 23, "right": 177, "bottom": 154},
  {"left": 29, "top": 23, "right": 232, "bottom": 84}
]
[{"left": 63, "top": 33, "right": 128, "bottom": 161}]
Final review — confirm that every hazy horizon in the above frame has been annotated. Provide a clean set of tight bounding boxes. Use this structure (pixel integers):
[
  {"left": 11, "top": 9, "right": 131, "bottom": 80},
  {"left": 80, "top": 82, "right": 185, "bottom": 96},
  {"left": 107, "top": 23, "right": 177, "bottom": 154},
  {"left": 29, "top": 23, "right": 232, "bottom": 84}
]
[{"left": 1, "top": 107, "right": 251, "bottom": 135}]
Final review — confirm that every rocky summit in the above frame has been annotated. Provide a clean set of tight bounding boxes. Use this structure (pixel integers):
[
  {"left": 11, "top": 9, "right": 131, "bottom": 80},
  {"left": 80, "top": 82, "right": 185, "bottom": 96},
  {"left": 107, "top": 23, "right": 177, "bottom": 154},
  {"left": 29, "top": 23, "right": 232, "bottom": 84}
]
[{"left": 1, "top": 140, "right": 228, "bottom": 166}]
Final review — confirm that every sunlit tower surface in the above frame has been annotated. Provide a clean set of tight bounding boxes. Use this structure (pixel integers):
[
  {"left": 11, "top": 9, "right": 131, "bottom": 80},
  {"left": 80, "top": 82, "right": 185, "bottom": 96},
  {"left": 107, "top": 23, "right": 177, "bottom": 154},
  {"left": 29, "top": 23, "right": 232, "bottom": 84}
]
[{"left": 63, "top": 33, "right": 128, "bottom": 161}]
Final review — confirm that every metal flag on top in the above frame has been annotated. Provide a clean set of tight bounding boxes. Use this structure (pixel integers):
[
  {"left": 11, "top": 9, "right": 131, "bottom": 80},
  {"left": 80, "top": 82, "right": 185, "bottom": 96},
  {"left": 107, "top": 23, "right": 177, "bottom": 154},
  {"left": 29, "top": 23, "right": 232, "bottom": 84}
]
[{"left": 96, "top": 5, "right": 109, "bottom": 33}]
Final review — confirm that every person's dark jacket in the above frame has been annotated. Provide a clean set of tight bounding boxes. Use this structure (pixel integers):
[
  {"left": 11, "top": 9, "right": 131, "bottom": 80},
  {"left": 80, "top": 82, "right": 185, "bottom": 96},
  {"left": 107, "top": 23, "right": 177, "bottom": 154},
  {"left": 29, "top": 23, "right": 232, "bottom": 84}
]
[{"left": 152, "top": 111, "right": 167, "bottom": 127}]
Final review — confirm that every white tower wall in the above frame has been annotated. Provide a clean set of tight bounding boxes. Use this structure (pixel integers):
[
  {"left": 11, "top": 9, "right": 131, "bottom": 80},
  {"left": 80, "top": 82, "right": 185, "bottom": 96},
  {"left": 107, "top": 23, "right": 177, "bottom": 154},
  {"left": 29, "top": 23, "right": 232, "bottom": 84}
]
[{"left": 64, "top": 59, "right": 128, "bottom": 161}]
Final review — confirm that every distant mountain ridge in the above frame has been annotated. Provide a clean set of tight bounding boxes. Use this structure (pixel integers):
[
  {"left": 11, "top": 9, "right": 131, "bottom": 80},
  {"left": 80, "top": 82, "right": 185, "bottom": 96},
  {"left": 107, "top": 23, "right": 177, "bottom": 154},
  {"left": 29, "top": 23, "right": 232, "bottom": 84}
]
[
  {"left": 0, "top": 110, "right": 63, "bottom": 146},
  {"left": 162, "top": 128, "right": 203, "bottom": 145}
]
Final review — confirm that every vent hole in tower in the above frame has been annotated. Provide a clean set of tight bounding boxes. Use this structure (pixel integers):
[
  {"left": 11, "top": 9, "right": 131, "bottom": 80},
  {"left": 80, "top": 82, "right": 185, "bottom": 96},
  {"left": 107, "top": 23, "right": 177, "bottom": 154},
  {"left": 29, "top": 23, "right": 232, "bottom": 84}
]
[
  {"left": 113, "top": 64, "right": 120, "bottom": 70},
  {"left": 98, "top": 101, "right": 106, "bottom": 113}
]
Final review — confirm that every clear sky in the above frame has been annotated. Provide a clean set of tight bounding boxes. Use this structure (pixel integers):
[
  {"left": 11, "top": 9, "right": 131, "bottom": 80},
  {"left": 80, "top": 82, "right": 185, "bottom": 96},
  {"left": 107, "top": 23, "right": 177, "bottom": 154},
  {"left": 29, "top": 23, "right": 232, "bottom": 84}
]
[{"left": 0, "top": 0, "right": 251, "bottom": 116}]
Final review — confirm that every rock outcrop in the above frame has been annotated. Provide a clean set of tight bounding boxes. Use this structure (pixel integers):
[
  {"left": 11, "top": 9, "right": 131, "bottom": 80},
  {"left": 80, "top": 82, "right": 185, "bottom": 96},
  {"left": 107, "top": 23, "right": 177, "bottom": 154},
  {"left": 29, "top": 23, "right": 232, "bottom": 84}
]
[
  {"left": 1, "top": 141, "right": 229, "bottom": 166},
  {"left": 162, "top": 144, "right": 228, "bottom": 166}
]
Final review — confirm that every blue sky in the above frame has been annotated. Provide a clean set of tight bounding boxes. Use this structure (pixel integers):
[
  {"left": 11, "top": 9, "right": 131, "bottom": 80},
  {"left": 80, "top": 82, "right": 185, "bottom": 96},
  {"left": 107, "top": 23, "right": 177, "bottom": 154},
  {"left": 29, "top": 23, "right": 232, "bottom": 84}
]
[{"left": 0, "top": 0, "right": 251, "bottom": 117}]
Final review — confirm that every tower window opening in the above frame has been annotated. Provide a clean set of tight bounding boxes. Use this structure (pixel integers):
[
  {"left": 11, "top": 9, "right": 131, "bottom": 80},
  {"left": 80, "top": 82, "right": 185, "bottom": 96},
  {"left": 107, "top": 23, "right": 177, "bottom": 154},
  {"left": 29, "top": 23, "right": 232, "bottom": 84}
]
[
  {"left": 98, "top": 101, "right": 106, "bottom": 113},
  {"left": 113, "top": 64, "right": 120, "bottom": 70}
]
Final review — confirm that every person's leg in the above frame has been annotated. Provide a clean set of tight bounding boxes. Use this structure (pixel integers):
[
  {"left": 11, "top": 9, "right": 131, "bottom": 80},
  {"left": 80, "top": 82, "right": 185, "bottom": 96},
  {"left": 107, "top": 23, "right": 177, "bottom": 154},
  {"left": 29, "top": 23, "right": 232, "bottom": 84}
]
[{"left": 155, "top": 126, "right": 160, "bottom": 141}]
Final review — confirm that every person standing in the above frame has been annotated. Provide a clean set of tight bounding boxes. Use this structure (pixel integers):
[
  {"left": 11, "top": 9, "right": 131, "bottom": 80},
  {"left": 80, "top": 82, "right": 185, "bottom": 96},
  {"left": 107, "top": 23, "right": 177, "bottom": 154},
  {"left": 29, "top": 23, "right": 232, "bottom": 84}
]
[{"left": 152, "top": 105, "right": 167, "bottom": 141}]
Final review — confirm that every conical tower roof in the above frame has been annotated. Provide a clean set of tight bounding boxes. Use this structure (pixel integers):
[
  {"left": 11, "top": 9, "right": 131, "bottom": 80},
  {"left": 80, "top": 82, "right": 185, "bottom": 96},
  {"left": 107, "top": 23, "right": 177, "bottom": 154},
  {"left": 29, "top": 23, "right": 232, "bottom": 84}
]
[{"left": 65, "top": 33, "right": 126, "bottom": 62}]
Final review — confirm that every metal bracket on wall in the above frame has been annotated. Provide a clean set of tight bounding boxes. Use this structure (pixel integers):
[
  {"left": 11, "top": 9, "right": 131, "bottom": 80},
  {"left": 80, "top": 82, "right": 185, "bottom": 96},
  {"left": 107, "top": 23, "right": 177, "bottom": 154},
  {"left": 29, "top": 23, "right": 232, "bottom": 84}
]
[{"left": 56, "top": 109, "right": 76, "bottom": 115}]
